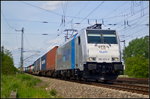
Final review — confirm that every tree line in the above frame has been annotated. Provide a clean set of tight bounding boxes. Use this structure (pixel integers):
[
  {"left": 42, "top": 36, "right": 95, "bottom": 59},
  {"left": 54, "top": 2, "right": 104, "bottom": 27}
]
[{"left": 123, "top": 36, "right": 149, "bottom": 78}]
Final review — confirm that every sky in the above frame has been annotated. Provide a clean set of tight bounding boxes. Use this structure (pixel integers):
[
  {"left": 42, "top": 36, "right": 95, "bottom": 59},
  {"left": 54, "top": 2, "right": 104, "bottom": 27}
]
[{"left": 1, "top": 1, "right": 149, "bottom": 68}]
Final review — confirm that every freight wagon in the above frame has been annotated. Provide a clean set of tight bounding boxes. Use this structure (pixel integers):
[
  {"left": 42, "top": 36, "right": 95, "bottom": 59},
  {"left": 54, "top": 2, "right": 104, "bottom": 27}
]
[
  {"left": 24, "top": 64, "right": 34, "bottom": 74},
  {"left": 33, "top": 58, "right": 41, "bottom": 75},
  {"left": 32, "top": 46, "right": 58, "bottom": 76}
]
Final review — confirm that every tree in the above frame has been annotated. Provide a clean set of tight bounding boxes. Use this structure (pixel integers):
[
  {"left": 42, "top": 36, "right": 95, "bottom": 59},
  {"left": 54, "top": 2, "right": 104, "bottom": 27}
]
[
  {"left": 1, "top": 47, "right": 18, "bottom": 75},
  {"left": 123, "top": 36, "right": 149, "bottom": 78}
]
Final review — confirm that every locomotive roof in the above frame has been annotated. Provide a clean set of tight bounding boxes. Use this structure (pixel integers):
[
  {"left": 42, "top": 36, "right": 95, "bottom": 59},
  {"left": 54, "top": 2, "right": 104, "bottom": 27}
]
[{"left": 59, "top": 28, "right": 117, "bottom": 48}]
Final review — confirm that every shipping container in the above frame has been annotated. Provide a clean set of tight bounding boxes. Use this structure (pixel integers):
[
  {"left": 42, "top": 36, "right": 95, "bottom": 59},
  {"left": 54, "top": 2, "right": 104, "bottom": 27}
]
[
  {"left": 41, "top": 53, "right": 47, "bottom": 70},
  {"left": 29, "top": 64, "right": 34, "bottom": 73},
  {"left": 33, "top": 58, "right": 40, "bottom": 71},
  {"left": 37, "top": 58, "right": 41, "bottom": 71},
  {"left": 34, "top": 59, "right": 37, "bottom": 71},
  {"left": 46, "top": 46, "right": 58, "bottom": 70},
  {"left": 33, "top": 61, "right": 36, "bottom": 72}
]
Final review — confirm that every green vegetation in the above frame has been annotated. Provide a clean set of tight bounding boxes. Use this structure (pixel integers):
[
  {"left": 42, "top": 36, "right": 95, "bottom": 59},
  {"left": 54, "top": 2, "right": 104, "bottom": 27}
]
[
  {"left": 49, "top": 89, "right": 57, "bottom": 96},
  {"left": 1, "top": 74, "right": 58, "bottom": 98},
  {"left": 1, "top": 47, "right": 18, "bottom": 75},
  {"left": 1, "top": 47, "right": 58, "bottom": 98},
  {"left": 123, "top": 36, "right": 149, "bottom": 78}
]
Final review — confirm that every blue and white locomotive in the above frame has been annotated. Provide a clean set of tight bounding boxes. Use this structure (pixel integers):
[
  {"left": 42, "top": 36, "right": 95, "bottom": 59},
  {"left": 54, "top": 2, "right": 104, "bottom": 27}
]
[{"left": 56, "top": 24, "right": 123, "bottom": 81}]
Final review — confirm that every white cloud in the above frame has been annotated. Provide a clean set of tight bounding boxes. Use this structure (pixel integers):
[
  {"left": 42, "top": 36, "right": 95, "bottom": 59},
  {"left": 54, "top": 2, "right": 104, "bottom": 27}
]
[{"left": 41, "top": 1, "right": 64, "bottom": 11}]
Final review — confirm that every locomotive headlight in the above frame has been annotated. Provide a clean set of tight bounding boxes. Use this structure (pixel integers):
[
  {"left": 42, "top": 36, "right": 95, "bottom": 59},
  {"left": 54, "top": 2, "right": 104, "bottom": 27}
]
[
  {"left": 112, "top": 57, "right": 119, "bottom": 61},
  {"left": 88, "top": 57, "right": 96, "bottom": 61}
]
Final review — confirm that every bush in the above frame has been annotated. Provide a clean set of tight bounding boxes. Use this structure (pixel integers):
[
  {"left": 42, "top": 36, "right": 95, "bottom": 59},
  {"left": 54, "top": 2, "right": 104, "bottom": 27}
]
[
  {"left": 125, "top": 55, "right": 149, "bottom": 78},
  {"left": 1, "top": 47, "right": 18, "bottom": 75},
  {"left": 49, "top": 89, "right": 57, "bottom": 96}
]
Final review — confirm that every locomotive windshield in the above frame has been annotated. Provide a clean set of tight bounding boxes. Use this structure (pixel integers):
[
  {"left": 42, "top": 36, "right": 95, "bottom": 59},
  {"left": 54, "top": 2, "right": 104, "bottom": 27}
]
[{"left": 87, "top": 30, "right": 117, "bottom": 44}]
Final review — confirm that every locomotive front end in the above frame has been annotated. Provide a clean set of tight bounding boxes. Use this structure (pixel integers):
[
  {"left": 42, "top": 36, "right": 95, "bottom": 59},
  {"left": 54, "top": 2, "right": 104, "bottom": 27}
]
[{"left": 83, "top": 24, "right": 123, "bottom": 81}]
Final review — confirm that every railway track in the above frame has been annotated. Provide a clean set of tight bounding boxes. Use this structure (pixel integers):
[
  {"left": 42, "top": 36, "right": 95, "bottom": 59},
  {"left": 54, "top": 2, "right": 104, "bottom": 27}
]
[
  {"left": 57, "top": 78, "right": 149, "bottom": 95},
  {"left": 102, "top": 82, "right": 149, "bottom": 95},
  {"left": 116, "top": 77, "right": 149, "bottom": 84}
]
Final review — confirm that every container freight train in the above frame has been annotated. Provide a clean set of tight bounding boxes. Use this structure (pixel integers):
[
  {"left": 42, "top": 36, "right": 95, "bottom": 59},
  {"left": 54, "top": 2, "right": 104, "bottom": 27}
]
[{"left": 24, "top": 24, "right": 124, "bottom": 82}]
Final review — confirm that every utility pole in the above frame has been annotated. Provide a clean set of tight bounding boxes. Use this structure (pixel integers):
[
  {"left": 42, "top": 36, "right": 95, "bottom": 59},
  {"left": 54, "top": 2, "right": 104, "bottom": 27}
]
[
  {"left": 120, "top": 40, "right": 126, "bottom": 71},
  {"left": 15, "top": 27, "right": 24, "bottom": 72}
]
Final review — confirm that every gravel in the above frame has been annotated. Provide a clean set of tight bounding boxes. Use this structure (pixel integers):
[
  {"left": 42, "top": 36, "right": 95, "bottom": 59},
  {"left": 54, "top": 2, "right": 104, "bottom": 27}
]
[{"left": 33, "top": 76, "right": 149, "bottom": 98}]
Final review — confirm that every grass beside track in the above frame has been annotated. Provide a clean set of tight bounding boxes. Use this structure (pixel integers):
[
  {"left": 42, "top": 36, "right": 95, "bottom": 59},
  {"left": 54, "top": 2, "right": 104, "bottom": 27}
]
[{"left": 1, "top": 73, "right": 57, "bottom": 98}]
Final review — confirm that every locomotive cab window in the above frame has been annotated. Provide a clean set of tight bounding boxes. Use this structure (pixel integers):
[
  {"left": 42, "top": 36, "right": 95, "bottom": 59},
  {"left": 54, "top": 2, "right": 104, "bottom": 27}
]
[
  {"left": 86, "top": 30, "right": 117, "bottom": 44},
  {"left": 87, "top": 30, "right": 102, "bottom": 44},
  {"left": 87, "top": 34, "right": 102, "bottom": 43},
  {"left": 103, "top": 34, "right": 117, "bottom": 44}
]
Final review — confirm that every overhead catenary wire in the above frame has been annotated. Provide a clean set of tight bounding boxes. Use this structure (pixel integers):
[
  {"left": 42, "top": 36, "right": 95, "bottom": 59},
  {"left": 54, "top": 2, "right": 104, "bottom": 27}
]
[
  {"left": 2, "top": 33, "right": 58, "bottom": 35},
  {"left": 101, "top": 2, "right": 148, "bottom": 25},
  {"left": 24, "top": 33, "right": 35, "bottom": 50},
  {"left": 2, "top": 2, "right": 147, "bottom": 32},
  {"left": 21, "top": 1, "right": 107, "bottom": 21},
  {"left": 117, "top": 16, "right": 148, "bottom": 43},
  {"left": 125, "top": 26, "right": 148, "bottom": 41},
  {"left": 65, "top": 1, "right": 89, "bottom": 29},
  {"left": 21, "top": 1, "right": 148, "bottom": 23},
  {"left": 79, "top": 1, "right": 105, "bottom": 23},
  {"left": 117, "top": 15, "right": 149, "bottom": 32},
  {"left": 112, "top": 12, "right": 149, "bottom": 31},
  {"left": 74, "top": 1, "right": 89, "bottom": 16},
  {"left": 101, "top": 1, "right": 130, "bottom": 19},
  {"left": 22, "top": 1, "right": 62, "bottom": 16},
  {"left": 3, "top": 1, "right": 148, "bottom": 36},
  {"left": 5, "top": 2, "right": 149, "bottom": 40},
  {"left": 107, "top": 6, "right": 149, "bottom": 31},
  {"left": 63, "top": 1, "right": 105, "bottom": 30},
  {"left": 65, "top": 4, "right": 148, "bottom": 39},
  {"left": 4, "top": 18, "right": 61, "bottom": 23},
  {"left": 1, "top": 11, "right": 16, "bottom": 30}
]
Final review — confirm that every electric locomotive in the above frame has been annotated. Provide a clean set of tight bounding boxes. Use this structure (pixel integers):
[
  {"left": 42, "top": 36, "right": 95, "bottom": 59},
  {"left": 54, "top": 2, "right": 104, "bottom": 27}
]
[{"left": 56, "top": 24, "right": 123, "bottom": 81}]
